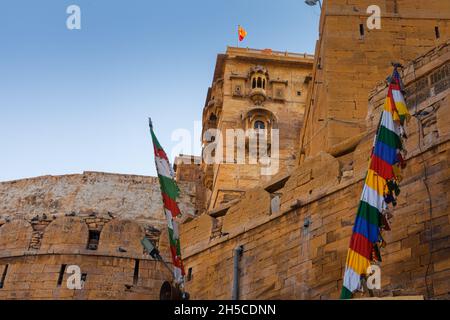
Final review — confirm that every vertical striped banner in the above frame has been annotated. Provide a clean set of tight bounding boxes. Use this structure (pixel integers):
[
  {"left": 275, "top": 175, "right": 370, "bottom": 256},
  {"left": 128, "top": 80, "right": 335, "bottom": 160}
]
[
  {"left": 341, "top": 66, "right": 410, "bottom": 299},
  {"left": 149, "top": 120, "right": 185, "bottom": 285}
]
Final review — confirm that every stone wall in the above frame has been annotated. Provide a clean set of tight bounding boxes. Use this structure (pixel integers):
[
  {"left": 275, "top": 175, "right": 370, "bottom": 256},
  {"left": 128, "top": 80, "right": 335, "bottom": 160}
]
[
  {"left": 174, "top": 155, "right": 208, "bottom": 215},
  {"left": 0, "top": 255, "right": 170, "bottom": 300},
  {"left": 0, "top": 215, "right": 173, "bottom": 299},
  {"left": 0, "top": 171, "right": 197, "bottom": 299},
  {"left": 180, "top": 42, "right": 450, "bottom": 300}
]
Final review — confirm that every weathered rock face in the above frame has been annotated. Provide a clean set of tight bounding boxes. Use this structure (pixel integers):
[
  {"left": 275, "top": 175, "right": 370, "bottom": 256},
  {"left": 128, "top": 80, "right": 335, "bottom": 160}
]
[{"left": 0, "top": 171, "right": 196, "bottom": 228}]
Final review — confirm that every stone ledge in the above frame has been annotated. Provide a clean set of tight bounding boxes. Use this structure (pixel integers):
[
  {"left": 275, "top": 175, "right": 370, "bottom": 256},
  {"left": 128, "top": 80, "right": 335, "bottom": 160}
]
[{"left": 0, "top": 251, "right": 172, "bottom": 264}]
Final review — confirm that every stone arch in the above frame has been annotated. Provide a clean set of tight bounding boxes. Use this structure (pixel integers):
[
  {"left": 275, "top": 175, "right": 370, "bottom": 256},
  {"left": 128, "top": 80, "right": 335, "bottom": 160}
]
[
  {"left": 40, "top": 217, "right": 89, "bottom": 253},
  {"left": 98, "top": 219, "right": 145, "bottom": 256},
  {"left": 0, "top": 219, "right": 33, "bottom": 255},
  {"left": 243, "top": 107, "right": 278, "bottom": 133}
]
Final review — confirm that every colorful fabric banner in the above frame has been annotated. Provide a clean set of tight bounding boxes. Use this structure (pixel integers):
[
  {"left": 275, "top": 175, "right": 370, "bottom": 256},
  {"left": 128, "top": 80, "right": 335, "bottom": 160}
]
[
  {"left": 341, "top": 66, "right": 410, "bottom": 299},
  {"left": 149, "top": 120, "right": 185, "bottom": 284}
]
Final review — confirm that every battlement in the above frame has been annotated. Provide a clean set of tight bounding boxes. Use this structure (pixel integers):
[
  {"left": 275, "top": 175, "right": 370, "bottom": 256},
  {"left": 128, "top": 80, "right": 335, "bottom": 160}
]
[{"left": 226, "top": 46, "right": 315, "bottom": 64}]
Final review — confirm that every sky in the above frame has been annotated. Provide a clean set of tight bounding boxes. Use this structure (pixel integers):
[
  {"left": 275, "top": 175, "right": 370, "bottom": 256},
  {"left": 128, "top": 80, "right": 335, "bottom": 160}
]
[{"left": 0, "top": 0, "right": 320, "bottom": 182}]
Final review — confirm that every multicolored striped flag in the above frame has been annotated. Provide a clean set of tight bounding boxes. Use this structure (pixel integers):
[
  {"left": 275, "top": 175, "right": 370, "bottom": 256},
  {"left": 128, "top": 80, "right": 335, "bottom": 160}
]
[
  {"left": 340, "top": 66, "right": 410, "bottom": 299},
  {"left": 149, "top": 119, "right": 185, "bottom": 284}
]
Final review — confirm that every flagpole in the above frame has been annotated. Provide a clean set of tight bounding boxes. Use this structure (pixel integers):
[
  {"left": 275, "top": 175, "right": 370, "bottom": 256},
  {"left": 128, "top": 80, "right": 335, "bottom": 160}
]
[{"left": 237, "top": 25, "right": 239, "bottom": 48}]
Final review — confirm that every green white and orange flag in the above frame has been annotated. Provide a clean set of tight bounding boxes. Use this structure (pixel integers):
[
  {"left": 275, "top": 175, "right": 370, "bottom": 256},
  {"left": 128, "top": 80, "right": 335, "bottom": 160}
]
[{"left": 149, "top": 119, "right": 185, "bottom": 284}]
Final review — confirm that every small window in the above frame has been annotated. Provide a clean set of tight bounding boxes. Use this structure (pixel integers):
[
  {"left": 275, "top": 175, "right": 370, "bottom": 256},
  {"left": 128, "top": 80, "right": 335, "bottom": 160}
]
[
  {"left": 57, "top": 264, "right": 67, "bottom": 287},
  {"left": 252, "top": 78, "right": 257, "bottom": 89},
  {"left": 254, "top": 121, "right": 265, "bottom": 130},
  {"left": 209, "top": 113, "right": 217, "bottom": 121},
  {"left": 359, "top": 24, "right": 365, "bottom": 38},
  {"left": 435, "top": 26, "right": 440, "bottom": 39},
  {"left": 262, "top": 79, "right": 266, "bottom": 89},
  {"left": 87, "top": 230, "right": 100, "bottom": 250},
  {"left": 270, "top": 194, "right": 281, "bottom": 215},
  {"left": 297, "top": 91, "right": 302, "bottom": 96},
  {"left": 133, "top": 260, "right": 140, "bottom": 285},
  {"left": 187, "top": 267, "right": 193, "bottom": 281},
  {"left": 81, "top": 273, "right": 87, "bottom": 288},
  {"left": 257, "top": 77, "right": 262, "bottom": 88}
]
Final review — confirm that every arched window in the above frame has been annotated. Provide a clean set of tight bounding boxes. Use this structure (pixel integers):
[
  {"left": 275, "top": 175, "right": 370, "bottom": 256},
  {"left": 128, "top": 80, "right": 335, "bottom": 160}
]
[
  {"left": 257, "top": 77, "right": 262, "bottom": 88},
  {"left": 254, "top": 120, "right": 265, "bottom": 130},
  {"left": 249, "top": 66, "right": 268, "bottom": 97}
]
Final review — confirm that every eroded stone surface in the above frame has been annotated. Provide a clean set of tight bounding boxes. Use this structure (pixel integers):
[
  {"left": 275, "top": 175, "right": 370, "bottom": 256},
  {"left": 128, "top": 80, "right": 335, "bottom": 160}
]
[{"left": 0, "top": 171, "right": 197, "bottom": 228}]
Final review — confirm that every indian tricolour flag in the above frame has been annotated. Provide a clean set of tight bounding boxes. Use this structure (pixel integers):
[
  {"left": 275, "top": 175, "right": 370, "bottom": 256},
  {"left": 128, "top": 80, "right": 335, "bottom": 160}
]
[{"left": 149, "top": 119, "right": 185, "bottom": 284}]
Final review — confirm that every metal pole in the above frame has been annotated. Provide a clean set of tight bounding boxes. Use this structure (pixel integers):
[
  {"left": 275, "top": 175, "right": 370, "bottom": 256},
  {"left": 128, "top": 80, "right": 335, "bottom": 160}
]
[
  {"left": 237, "top": 25, "right": 239, "bottom": 48},
  {"left": 148, "top": 117, "right": 153, "bottom": 129}
]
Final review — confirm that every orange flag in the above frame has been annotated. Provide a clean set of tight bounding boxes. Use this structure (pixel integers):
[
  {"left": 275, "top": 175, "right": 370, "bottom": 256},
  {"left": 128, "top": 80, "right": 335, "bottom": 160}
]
[{"left": 238, "top": 25, "right": 247, "bottom": 42}]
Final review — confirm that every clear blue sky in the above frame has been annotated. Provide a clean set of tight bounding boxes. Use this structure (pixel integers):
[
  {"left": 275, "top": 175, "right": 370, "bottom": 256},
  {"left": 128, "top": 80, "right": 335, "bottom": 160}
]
[{"left": 0, "top": 0, "right": 320, "bottom": 182}]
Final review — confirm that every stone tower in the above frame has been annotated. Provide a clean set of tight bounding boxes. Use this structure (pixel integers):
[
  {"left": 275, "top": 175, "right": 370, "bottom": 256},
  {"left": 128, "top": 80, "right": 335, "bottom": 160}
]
[
  {"left": 299, "top": 0, "right": 450, "bottom": 159},
  {"left": 201, "top": 47, "right": 314, "bottom": 211}
]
